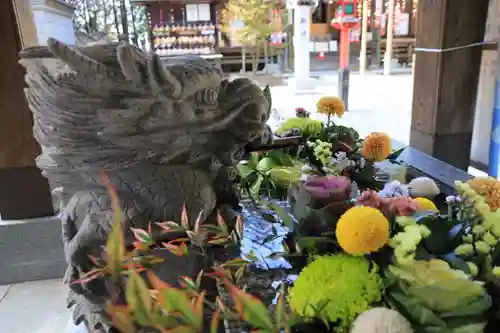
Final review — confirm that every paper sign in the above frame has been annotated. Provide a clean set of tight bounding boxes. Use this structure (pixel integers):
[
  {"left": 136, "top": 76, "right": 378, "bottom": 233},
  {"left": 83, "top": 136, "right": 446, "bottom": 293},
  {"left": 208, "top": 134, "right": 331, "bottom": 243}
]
[
  {"left": 198, "top": 4, "right": 211, "bottom": 21},
  {"left": 315, "top": 42, "right": 329, "bottom": 52},
  {"left": 329, "top": 40, "right": 338, "bottom": 52},
  {"left": 186, "top": 4, "right": 198, "bottom": 22}
]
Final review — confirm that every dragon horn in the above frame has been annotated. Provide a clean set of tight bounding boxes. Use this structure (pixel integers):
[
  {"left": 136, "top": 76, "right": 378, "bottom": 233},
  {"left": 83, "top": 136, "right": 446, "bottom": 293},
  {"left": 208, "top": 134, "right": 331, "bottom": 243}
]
[{"left": 46, "top": 38, "right": 113, "bottom": 76}]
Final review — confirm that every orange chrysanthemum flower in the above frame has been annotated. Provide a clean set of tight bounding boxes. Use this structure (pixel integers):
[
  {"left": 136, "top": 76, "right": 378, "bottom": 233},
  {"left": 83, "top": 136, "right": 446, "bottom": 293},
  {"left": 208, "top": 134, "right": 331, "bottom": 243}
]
[
  {"left": 468, "top": 177, "right": 500, "bottom": 211},
  {"left": 361, "top": 132, "right": 392, "bottom": 162},
  {"left": 316, "top": 96, "right": 345, "bottom": 118}
]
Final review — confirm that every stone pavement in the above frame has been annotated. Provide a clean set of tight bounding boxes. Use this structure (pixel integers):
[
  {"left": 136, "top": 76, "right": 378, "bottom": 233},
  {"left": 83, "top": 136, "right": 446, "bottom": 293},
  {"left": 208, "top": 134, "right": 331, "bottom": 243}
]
[{"left": 0, "top": 279, "right": 68, "bottom": 333}]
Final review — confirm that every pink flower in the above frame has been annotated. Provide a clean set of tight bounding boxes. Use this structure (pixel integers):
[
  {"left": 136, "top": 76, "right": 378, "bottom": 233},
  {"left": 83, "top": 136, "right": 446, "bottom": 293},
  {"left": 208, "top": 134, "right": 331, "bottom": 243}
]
[
  {"left": 304, "top": 176, "right": 351, "bottom": 202},
  {"left": 384, "top": 196, "right": 418, "bottom": 216},
  {"left": 356, "top": 190, "right": 383, "bottom": 209}
]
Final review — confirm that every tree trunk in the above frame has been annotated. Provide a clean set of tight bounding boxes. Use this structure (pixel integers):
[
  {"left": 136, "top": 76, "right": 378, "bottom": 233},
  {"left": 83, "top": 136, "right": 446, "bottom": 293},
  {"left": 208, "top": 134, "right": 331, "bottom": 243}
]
[
  {"left": 252, "top": 45, "right": 260, "bottom": 74},
  {"left": 263, "top": 42, "right": 268, "bottom": 73},
  {"left": 82, "top": 0, "right": 91, "bottom": 33},
  {"left": 119, "top": 0, "right": 129, "bottom": 41},
  {"left": 241, "top": 45, "right": 246, "bottom": 73},
  {"left": 112, "top": 0, "right": 121, "bottom": 35},
  {"left": 130, "top": 2, "right": 139, "bottom": 45},
  {"left": 102, "top": 0, "right": 109, "bottom": 33}
]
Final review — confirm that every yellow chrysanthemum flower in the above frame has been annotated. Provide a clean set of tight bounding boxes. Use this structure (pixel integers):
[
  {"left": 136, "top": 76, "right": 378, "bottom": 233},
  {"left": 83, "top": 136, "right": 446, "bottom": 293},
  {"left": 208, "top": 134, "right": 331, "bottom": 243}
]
[
  {"left": 336, "top": 206, "right": 390, "bottom": 255},
  {"left": 361, "top": 132, "right": 392, "bottom": 162},
  {"left": 468, "top": 177, "right": 500, "bottom": 211},
  {"left": 316, "top": 96, "right": 345, "bottom": 118},
  {"left": 414, "top": 197, "right": 438, "bottom": 212}
]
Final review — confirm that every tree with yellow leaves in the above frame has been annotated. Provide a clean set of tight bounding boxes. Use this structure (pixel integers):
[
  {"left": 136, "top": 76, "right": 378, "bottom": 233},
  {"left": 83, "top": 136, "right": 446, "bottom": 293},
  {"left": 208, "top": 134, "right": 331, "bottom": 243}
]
[{"left": 220, "top": 0, "right": 279, "bottom": 73}]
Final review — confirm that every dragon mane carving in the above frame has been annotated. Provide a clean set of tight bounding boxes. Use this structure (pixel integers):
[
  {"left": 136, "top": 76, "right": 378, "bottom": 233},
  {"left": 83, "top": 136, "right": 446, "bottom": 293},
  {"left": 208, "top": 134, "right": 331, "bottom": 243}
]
[{"left": 19, "top": 38, "right": 272, "bottom": 332}]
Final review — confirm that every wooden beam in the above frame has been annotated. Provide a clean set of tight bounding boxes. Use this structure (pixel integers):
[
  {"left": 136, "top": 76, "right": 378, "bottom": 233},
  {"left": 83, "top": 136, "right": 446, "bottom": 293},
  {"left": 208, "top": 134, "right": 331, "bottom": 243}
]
[
  {"left": 410, "top": 0, "right": 489, "bottom": 170},
  {"left": 0, "top": 0, "right": 53, "bottom": 219}
]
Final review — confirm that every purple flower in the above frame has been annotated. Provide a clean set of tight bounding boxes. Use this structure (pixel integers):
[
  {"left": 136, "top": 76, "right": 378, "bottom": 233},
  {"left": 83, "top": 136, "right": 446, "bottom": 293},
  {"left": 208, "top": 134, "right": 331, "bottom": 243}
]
[{"left": 304, "top": 176, "right": 352, "bottom": 202}]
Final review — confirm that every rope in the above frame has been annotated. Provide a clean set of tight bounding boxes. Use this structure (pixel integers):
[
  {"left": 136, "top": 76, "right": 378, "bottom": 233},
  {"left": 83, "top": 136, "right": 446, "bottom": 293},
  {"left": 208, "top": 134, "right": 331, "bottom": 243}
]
[{"left": 414, "top": 40, "right": 499, "bottom": 53}]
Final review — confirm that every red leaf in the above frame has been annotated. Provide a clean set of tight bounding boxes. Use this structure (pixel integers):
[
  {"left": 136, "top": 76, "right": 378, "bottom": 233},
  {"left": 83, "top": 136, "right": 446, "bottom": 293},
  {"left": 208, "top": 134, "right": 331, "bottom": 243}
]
[
  {"left": 211, "top": 307, "right": 221, "bottom": 333},
  {"left": 162, "top": 242, "right": 189, "bottom": 256},
  {"left": 131, "top": 227, "right": 153, "bottom": 244},
  {"left": 235, "top": 215, "right": 244, "bottom": 239},
  {"left": 225, "top": 281, "right": 275, "bottom": 330},
  {"left": 88, "top": 254, "right": 102, "bottom": 266},
  {"left": 147, "top": 271, "right": 172, "bottom": 290},
  {"left": 216, "top": 212, "right": 228, "bottom": 234},
  {"left": 195, "top": 270, "right": 204, "bottom": 289},
  {"left": 208, "top": 236, "right": 230, "bottom": 245},
  {"left": 156, "top": 221, "right": 181, "bottom": 233},
  {"left": 181, "top": 204, "right": 189, "bottom": 229},
  {"left": 108, "top": 304, "right": 135, "bottom": 333},
  {"left": 194, "top": 210, "right": 203, "bottom": 233},
  {"left": 165, "top": 237, "right": 190, "bottom": 244},
  {"left": 215, "top": 296, "right": 227, "bottom": 313},
  {"left": 71, "top": 268, "right": 106, "bottom": 284},
  {"left": 221, "top": 258, "right": 248, "bottom": 268},
  {"left": 179, "top": 276, "right": 198, "bottom": 291},
  {"left": 205, "top": 266, "right": 232, "bottom": 281},
  {"left": 100, "top": 171, "right": 121, "bottom": 224},
  {"left": 194, "top": 292, "right": 205, "bottom": 319}
]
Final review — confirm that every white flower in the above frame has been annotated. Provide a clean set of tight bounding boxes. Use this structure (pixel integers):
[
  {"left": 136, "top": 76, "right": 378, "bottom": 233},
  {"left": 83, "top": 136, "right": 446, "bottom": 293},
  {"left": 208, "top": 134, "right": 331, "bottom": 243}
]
[
  {"left": 335, "top": 151, "right": 347, "bottom": 159},
  {"left": 408, "top": 177, "right": 440, "bottom": 198},
  {"left": 446, "top": 195, "right": 456, "bottom": 204},
  {"left": 378, "top": 181, "right": 409, "bottom": 198},
  {"left": 358, "top": 157, "right": 366, "bottom": 169},
  {"left": 300, "top": 173, "right": 312, "bottom": 182},
  {"left": 322, "top": 167, "right": 334, "bottom": 174},
  {"left": 327, "top": 152, "right": 354, "bottom": 171},
  {"left": 301, "top": 164, "right": 314, "bottom": 173}
]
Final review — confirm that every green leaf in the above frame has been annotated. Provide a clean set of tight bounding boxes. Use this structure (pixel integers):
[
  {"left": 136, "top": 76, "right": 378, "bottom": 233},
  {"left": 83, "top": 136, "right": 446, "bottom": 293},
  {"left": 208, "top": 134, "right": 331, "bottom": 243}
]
[
  {"left": 250, "top": 174, "right": 264, "bottom": 199},
  {"left": 108, "top": 304, "right": 136, "bottom": 333},
  {"left": 237, "top": 162, "right": 256, "bottom": 179},
  {"left": 126, "top": 270, "right": 152, "bottom": 325},
  {"left": 107, "top": 213, "right": 125, "bottom": 280},
  {"left": 387, "top": 147, "right": 405, "bottom": 161},
  {"left": 227, "top": 282, "right": 275, "bottom": 330},
  {"left": 248, "top": 152, "right": 260, "bottom": 168},
  {"left": 296, "top": 237, "right": 336, "bottom": 250},
  {"left": 420, "top": 216, "right": 462, "bottom": 255},
  {"left": 266, "top": 151, "right": 295, "bottom": 167},
  {"left": 441, "top": 254, "right": 471, "bottom": 275},
  {"left": 159, "top": 286, "right": 202, "bottom": 330},
  {"left": 390, "top": 291, "right": 447, "bottom": 327},
  {"left": 275, "top": 286, "right": 286, "bottom": 329},
  {"left": 448, "top": 318, "right": 487, "bottom": 333},
  {"left": 268, "top": 167, "right": 301, "bottom": 187},
  {"left": 440, "top": 295, "right": 492, "bottom": 318},
  {"left": 269, "top": 202, "right": 295, "bottom": 231},
  {"left": 256, "top": 157, "right": 279, "bottom": 173}
]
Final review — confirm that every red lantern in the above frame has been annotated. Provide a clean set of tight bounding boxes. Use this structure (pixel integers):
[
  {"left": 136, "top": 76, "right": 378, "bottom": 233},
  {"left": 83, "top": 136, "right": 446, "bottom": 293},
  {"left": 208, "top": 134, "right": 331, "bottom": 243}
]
[
  {"left": 331, "top": 0, "right": 361, "bottom": 31},
  {"left": 331, "top": 0, "right": 361, "bottom": 69}
]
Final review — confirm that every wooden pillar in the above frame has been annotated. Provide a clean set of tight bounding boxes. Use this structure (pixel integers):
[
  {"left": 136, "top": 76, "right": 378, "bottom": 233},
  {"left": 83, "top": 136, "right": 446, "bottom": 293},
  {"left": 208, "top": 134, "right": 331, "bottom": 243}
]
[
  {"left": 0, "top": 0, "right": 53, "bottom": 220},
  {"left": 409, "top": 0, "right": 489, "bottom": 170}
]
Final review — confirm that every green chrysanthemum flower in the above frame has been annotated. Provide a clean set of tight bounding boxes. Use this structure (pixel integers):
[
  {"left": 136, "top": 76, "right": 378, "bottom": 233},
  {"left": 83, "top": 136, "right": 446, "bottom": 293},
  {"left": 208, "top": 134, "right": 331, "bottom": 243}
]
[{"left": 289, "top": 255, "right": 383, "bottom": 332}]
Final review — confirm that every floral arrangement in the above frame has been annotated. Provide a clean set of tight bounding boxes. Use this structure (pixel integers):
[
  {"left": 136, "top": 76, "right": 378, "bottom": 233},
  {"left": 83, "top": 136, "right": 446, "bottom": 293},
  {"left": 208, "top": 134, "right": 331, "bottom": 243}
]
[
  {"left": 272, "top": 177, "right": 500, "bottom": 333},
  {"left": 84, "top": 91, "right": 500, "bottom": 333}
]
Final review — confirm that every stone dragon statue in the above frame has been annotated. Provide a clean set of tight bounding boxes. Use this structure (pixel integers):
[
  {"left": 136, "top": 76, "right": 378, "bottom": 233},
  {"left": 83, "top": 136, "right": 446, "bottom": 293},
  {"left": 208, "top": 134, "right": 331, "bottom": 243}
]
[{"left": 19, "top": 38, "right": 272, "bottom": 332}]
